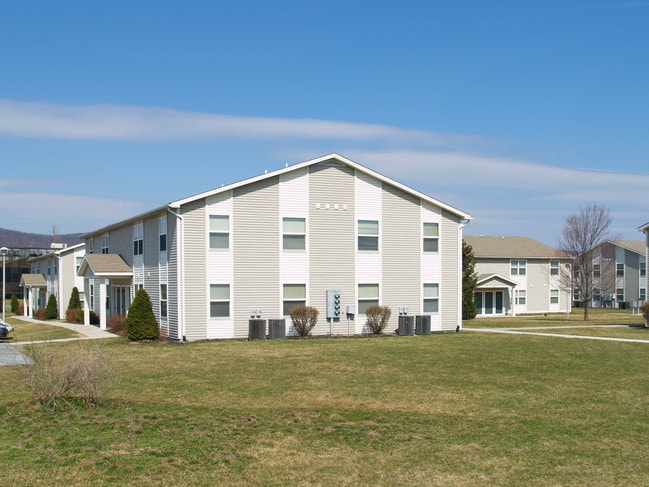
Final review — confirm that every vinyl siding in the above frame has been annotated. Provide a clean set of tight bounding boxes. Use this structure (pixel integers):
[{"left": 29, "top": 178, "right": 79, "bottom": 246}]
[
  {"left": 309, "top": 161, "right": 355, "bottom": 336},
  {"left": 441, "top": 211, "right": 461, "bottom": 330},
  {"left": 182, "top": 200, "right": 207, "bottom": 341},
  {"left": 382, "top": 184, "right": 420, "bottom": 330},
  {"left": 167, "top": 211, "right": 180, "bottom": 339},
  {"left": 144, "top": 216, "right": 160, "bottom": 316},
  {"left": 527, "top": 260, "right": 549, "bottom": 313},
  {"left": 233, "top": 177, "right": 280, "bottom": 338}
]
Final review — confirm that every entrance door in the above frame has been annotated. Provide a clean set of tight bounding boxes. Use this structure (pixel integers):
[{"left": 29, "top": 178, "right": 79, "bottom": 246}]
[
  {"left": 495, "top": 291, "right": 504, "bottom": 314},
  {"left": 485, "top": 292, "right": 494, "bottom": 314}
]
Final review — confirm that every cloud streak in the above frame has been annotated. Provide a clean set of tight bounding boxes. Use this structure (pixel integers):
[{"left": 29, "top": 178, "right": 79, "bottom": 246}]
[{"left": 0, "top": 99, "right": 478, "bottom": 146}]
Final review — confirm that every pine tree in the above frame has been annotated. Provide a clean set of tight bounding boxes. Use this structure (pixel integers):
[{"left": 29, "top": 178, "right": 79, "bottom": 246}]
[
  {"left": 124, "top": 288, "right": 159, "bottom": 340},
  {"left": 462, "top": 240, "right": 478, "bottom": 320},
  {"left": 46, "top": 294, "right": 59, "bottom": 320},
  {"left": 68, "top": 287, "right": 81, "bottom": 310},
  {"left": 10, "top": 295, "right": 18, "bottom": 313}
]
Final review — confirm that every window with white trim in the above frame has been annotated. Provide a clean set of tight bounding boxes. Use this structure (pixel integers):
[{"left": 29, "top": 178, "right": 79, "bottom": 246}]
[
  {"left": 423, "top": 283, "right": 439, "bottom": 313},
  {"left": 283, "top": 218, "right": 306, "bottom": 250},
  {"left": 209, "top": 215, "right": 230, "bottom": 249},
  {"left": 88, "top": 238, "right": 94, "bottom": 254},
  {"left": 76, "top": 257, "right": 83, "bottom": 274},
  {"left": 133, "top": 223, "right": 143, "bottom": 256},
  {"left": 550, "top": 260, "right": 559, "bottom": 275},
  {"left": 593, "top": 287, "right": 601, "bottom": 301},
  {"left": 283, "top": 284, "right": 306, "bottom": 315},
  {"left": 616, "top": 288, "right": 624, "bottom": 302},
  {"left": 511, "top": 260, "right": 526, "bottom": 276},
  {"left": 593, "top": 264, "right": 600, "bottom": 278},
  {"left": 358, "top": 284, "right": 379, "bottom": 314},
  {"left": 617, "top": 263, "right": 624, "bottom": 277},
  {"left": 550, "top": 289, "right": 559, "bottom": 305},
  {"left": 209, "top": 284, "right": 230, "bottom": 318},
  {"left": 358, "top": 220, "right": 379, "bottom": 251},
  {"left": 160, "top": 284, "right": 167, "bottom": 318},
  {"left": 640, "top": 288, "right": 646, "bottom": 300},
  {"left": 101, "top": 233, "right": 109, "bottom": 254},
  {"left": 641, "top": 262, "right": 646, "bottom": 278},
  {"left": 423, "top": 223, "right": 439, "bottom": 252},
  {"left": 159, "top": 215, "right": 167, "bottom": 252},
  {"left": 515, "top": 289, "right": 526, "bottom": 305}
]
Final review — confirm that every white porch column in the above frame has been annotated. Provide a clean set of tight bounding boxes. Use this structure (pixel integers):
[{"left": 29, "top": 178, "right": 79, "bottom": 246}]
[
  {"left": 28, "top": 288, "right": 35, "bottom": 318},
  {"left": 83, "top": 290, "right": 90, "bottom": 326},
  {"left": 99, "top": 279, "right": 108, "bottom": 330},
  {"left": 23, "top": 288, "right": 28, "bottom": 317}
]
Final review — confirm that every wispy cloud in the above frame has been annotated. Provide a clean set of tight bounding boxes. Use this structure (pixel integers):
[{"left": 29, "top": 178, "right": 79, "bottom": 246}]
[
  {"left": 565, "top": 1, "right": 649, "bottom": 10},
  {"left": 0, "top": 99, "right": 479, "bottom": 146}
]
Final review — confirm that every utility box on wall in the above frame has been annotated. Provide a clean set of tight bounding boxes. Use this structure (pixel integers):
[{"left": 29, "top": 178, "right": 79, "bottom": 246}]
[{"left": 326, "top": 290, "right": 341, "bottom": 319}]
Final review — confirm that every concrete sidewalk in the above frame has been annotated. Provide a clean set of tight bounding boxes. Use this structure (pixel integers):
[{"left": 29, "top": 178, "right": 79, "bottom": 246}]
[
  {"left": 0, "top": 318, "right": 117, "bottom": 366},
  {"left": 464, "top": 326, "right": 649, "bottom": 344}
]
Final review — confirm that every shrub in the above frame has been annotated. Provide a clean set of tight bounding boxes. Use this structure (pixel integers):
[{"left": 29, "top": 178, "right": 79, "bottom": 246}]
[
  {"left": 23, "top": 340, "right": 114, "bottom": 410},
  {"left": 45, "top": 294, "right": 58, "bottom": 320},
  {"left": 107, "top": 314, "right": 126, "bottom": 335},
  {"left": 10, "top": 295, "right": 19, "bottom": 313},
  {"left": 641, "top": 302, "right": 649, "bottom": 328},
  {"left": 89, "top": 311, "right": 100, "bottom": 325},
  {"left": 123, "top": 289, "right": 159, "bottom": 341},
  {"left": 16, "top": 304, "right": 24, "bottom": 316},
  {"left": 66, "top": 307, "right": 85, "bottom": 324},
  {"left": 365, "top": 305, "right": 392, "bottom": 335},
  {"left": 290, "top": 305, "right": 319, "bottom": 337},
  {"left": 67, "top": 287, "right": 81, "bottom": 310},
  {"left": 35, "top": 308, "right": 47, "bottom": 320}
]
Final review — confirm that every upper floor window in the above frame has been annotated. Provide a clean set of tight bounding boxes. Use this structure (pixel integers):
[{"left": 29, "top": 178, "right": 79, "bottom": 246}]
[
  {"left": 511, "top": 260, "right": 526, "bottom": 276},
  {"left": 550, "top": 261, "right": 559, "bottom": 275},
  {"left": 209, "top": 215, "right": 230, "bottom": 250},
  {"left": 159, "top": 216, "right": 167, "bottom": 252},
  {"left": 423, "top": 223, "right": 439, "bottom": 252},
  {"left": 283, "top": 217, "right": 306, "bottom": 250},
  {"left": 358, "top": 220, "right": 379, "bottom": 251},
  {"left": 617, "top": 263, "right": 624, "bottom": 277},
  {"left": 423, "top": 283, "right": 439, "bottom": 313},
  {"left": 641, "top": 262, "right": 646, "bottom": 278},
  {"left": 76, "top": 256, "right": 83, "bottom": 274},
  {"left": 88, "top": 238, "right": 94, "bottom": 254},
  {"left": 616, "top": 288, "right": 624, "bottom": 302},
  {"left": 593, "top": 264, "right": 601, "bottom": 278},
  {"left": 101, "top": 233, "right": 109, "bottom": 254},
  {"left": 640, "top": 288, "right": 646, "bottom": 300},
  {"left": 133, "top": 223, "right": 144, "bottom": 256}
]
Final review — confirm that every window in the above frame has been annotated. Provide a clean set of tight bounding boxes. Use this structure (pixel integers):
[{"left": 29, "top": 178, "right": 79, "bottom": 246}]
[
  {"left": 89, "top": 283, "right": 95, "bottom": 309},
  {"left": 101, "top": 233, "right": 109, "bottom": 254},
  {"left": 209, "top": 215, "right": 230, "bottom": 249},
  {"left": 550, "top": 289, "right": 559, "bottom": 305},
  {"left": 593, "top": 288, "right": 601, "bottom": 301},
  {"left": 593, "top": 264, "right": 600, "bottom": 278},
  {"left": 511, "top": 260, "right": 526, "bottom": 276},
  {"left": 550, "top": 261, "right": 559, "bottom": 275},
  {"left": 283, "top": 217, "right": 306, "bottom": 250},
  {"left": 515, "top": 289, "right": 526, "bottom": 305},
  {"left": 133, "top": 223, "right": 143, "bottom": 256},
  {"left": 358, "top": 220, "right": 379, "bottom": 251},
  {"left": 283, "top": 284, "right": 306, "bottom": 315},
  {"left": 640, "top": 288, "right": 646, "bottom": 300},
  {"left": 616, "top": 288, "right": 624, "bottom": 302},
  {"left": 617, "top": 263, "right": 624, "bottom": 277},
  {"left": 76, "top": 257, "right": 83, "bottom": 274},
  {"left": 88, "top": 238, "right": 94, "bottom": 254},
  {"left": 423, "top": 223, "right": 439, "bottom": 252},
  {"left": 358, "top": 284, "right": 379, "bottom": 314},
  {"left": 160, "top": 284, "right": 167, "bottom": 318},
  {"left": 159, "top": 216, "right": 167, "bottom": 252},
  {"left": 423, "top": 283, "right": 439, "bottom": 313},
  {"left": 209, "top": 284, "right": 230, "bottom": 318},
  {"left": 573, "top": 289, "right": 580, "bottom": 302},
  {"left": 641, "top": 262, "right": 646, "bottom": 278}
]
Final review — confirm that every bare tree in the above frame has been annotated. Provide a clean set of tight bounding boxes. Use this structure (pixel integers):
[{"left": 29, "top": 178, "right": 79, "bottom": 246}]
[{"left": 556, "top": 203, "right": 618, "bottom": 320}]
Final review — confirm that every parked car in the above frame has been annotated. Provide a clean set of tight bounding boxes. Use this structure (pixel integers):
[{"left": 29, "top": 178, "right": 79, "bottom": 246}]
[{"left": 0, "top": 319, "right": 14, "bottom": 338}]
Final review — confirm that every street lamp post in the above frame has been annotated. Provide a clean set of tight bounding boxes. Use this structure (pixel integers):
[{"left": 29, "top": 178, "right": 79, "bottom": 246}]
[{"left": 0, "top": 247, "right": 8, "bottom": 322}]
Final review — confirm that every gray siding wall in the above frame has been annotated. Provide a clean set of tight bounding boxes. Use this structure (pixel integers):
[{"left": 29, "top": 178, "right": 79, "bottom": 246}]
[
  {"left": 382, "top": 184, "right": 420, "bottom": 328},
  {"left": 233, "top": 177, "right": 280, "bottom": 337},
  {"left": 182, "top": 200, "right": 207, "bottom": 341},
  {"left": 143, "top": 215, "right": 161, "bottom": 317},
  {"left": 108, "top": 225, "right": 133, "bottom": 265},
  {"left": 527, "top": 260, "right": 549, "bottom": 312},
  {"left": 309, "top": 162, "right": 355, "bottom": 336},
  {"left": 441, "top": 211, "right": 461, "bottom": 330}
]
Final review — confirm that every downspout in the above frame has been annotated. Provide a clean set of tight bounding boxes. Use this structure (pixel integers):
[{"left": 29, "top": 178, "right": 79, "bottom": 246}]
[
  {"left": 457, "top": 219, "right": 469, "bottom": 331},
  {"left": 168, "top": 207, "right": 186, "bottom": 342},
  {"left": 56, "top": 252, "right": 63, "bottom": 319}
]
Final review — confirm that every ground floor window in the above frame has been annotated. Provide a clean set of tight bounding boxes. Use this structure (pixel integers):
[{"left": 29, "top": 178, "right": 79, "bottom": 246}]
[
  {"left": 515, "top": 289, "right": 526, "bottom": 305},
  {"left": 358, "top": 284, "right": 379, "bottom": 314},
  {"left": 210, "top": 284, "right": 230, "bottom": 318},
  {"left": 423, "top": 283, "right": 439, "bottom": 313},
  {"left": 283, "top": 284, "right": 306, "bottom": 315},
  {"left": 160, "top": 284, "right": 167, "bottom": 318},
  {"left": 550, "top": 289, "right": 559, "bottom": 305}
]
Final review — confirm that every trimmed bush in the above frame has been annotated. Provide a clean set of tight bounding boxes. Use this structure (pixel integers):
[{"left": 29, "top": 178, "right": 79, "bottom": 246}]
[
  {"left": 641, "top": 302, "right": 649, "bottom": 328},
  {"left": 45, "top": 294, "right": 59, "bottom": 320},
  {"left": 11, "top": 295, "right": 19, "bottom": 313},
  {"left": 107, "top": 314, "right": 126, "bottom": 335},
  {"left": 290, "top": 305, "right": 319, "bottom": 337},
  {"left": 365, "top": 305, "right": 392, "bottom": 335},
  {"left": 123, "top": 289, "right": 159, "bottom": 341},
  {"left": 35, "top": 309, "right": 47, "bottom": 320},
  {"left": 68, "top": 287, "right": 81, "bottom": 310}
]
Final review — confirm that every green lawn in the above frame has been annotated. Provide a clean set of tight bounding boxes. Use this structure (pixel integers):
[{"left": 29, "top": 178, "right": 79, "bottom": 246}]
[
  {"left": 0, "top": 316, "right": 82, "bottom": 342},
  {"left": 1, "top": 315, "right": 649, "bottom": 485}
]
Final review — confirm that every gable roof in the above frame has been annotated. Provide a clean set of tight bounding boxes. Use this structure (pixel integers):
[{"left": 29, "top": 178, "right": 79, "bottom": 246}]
[
  {"left": 465, "top": 235, "right": 566, "bottom": 259},
  {"left": 612, "top": 240, "right": 646, "bottom": 255},
  {"left": 170, "top": 153, "right": 472, "bottom": 220},
  {"left": 476, "top": 273, "right": 518, "bottom": 288},
  {"left": 19, "top": 274, "right": 47, "bottom": 288},
  {"left": 78, "top": 254, "right": 132, "bottom": 278},
  {"left": 638, "top": 222, "right": 649, "bottom": 233}
]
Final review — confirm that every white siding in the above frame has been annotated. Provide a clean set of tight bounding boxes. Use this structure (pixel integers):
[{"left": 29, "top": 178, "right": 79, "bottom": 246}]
[{"left": 421, "top": 202, "right": 443, "bottom": 330}]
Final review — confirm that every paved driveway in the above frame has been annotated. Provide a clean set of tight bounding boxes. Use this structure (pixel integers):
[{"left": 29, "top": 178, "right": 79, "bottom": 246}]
[{"left": 0, "top": 342, "right": 33, "bottom": 366}]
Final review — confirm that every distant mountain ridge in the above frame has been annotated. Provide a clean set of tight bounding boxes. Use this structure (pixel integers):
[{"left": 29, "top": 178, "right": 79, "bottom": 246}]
[{"left": 0, "top": 228, "right": 83, "bottom": 248}]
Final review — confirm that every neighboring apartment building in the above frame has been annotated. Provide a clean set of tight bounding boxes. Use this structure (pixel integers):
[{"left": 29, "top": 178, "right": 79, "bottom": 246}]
[
  {"left": 640, "top": 222, "right": 649, "bottom": 298},
  {"left": 79, "top": 154, "right": 471, "bottom": 340},
  {"left": 26, "top": 243, "right": 86, "bottom": 318},
  {"left": 463, "top": 236, "right": 571, "bottom": 316},
  {"left": 583, "top": 240, "right": 646, "bottom": 309}
]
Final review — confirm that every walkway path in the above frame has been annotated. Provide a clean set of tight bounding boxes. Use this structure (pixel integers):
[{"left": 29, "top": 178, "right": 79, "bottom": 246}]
[
  {"left": 0, "top": 318, "right": 117, "bottom": 366},
  {"left": 464, "top": 324, "right": 649, "bottom": 344}
]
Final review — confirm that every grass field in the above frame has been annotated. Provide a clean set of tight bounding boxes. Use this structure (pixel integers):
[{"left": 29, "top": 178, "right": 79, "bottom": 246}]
[
  {"left": 1, "top": 310, "right": 649, "bottom": 485},
  {"left": 0, "top": 316, "right": 82, "bottom": 342}
]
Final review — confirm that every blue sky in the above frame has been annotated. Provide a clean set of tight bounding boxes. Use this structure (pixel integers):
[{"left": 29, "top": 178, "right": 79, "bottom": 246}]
[{"left": 1, "top": 0, "right": 648, "bottom": 245}]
